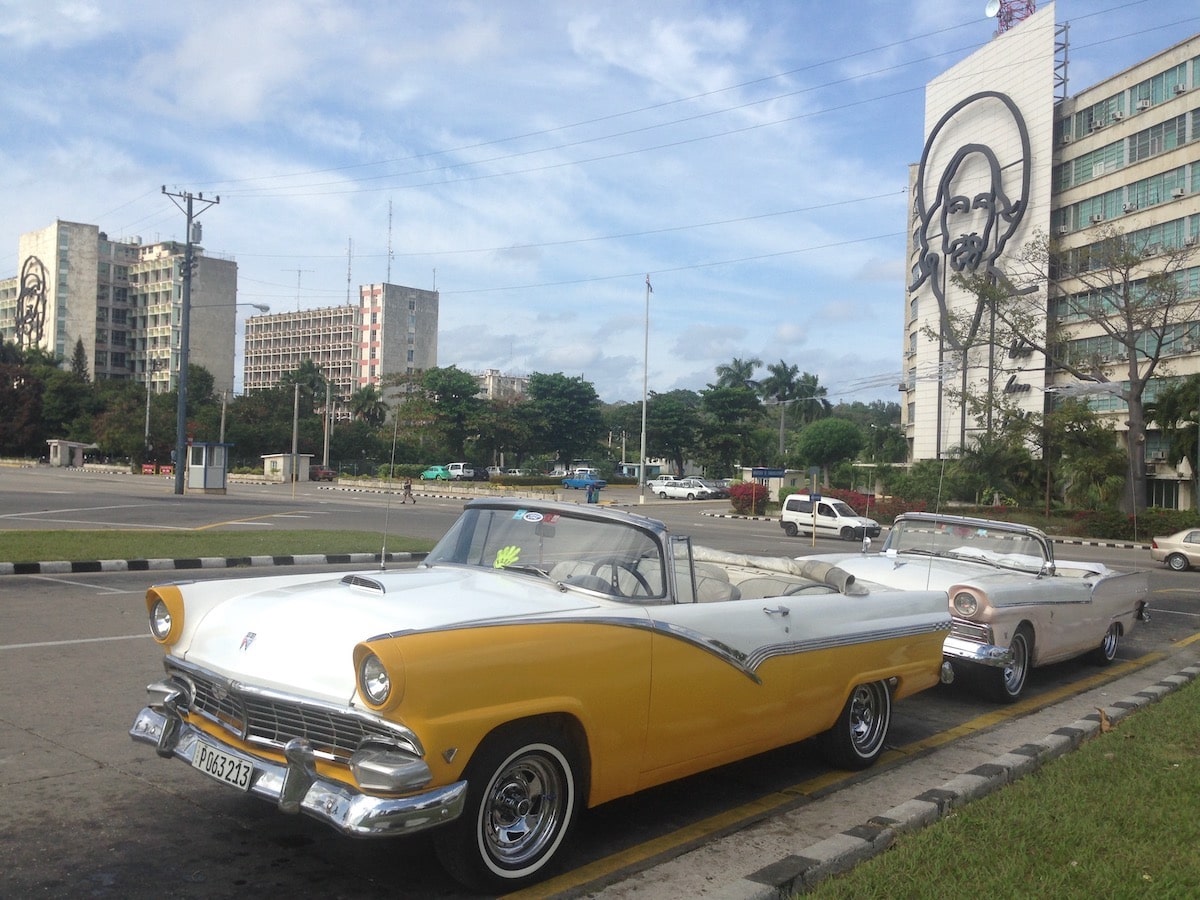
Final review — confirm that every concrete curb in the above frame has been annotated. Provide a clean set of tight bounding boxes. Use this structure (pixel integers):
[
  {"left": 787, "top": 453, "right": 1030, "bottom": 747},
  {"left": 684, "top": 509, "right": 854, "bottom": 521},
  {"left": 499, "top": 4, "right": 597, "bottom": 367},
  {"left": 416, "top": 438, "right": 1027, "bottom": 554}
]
[
  {"left": 0, "top": 551, "right": 427, "bottom": 577},
  {"left": 718, "top": 663, "right": 1200, "bottom": 898}
]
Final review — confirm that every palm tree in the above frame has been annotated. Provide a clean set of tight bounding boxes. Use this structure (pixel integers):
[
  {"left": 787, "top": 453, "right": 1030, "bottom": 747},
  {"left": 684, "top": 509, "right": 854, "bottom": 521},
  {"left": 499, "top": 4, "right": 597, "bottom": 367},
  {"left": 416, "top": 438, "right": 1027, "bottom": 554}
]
[
  {"left": 713, "top": 356, "right": 762, "bottom": 390},
  {"left": 279, "top": 359, "right": 326, "bottom": 413},
  {"left": 795, "top": 372, "right": 831, "bottom": 425},
  {"left": 349, "top": 385, "right": 388, "bottom": 427},
  {"left": 759, "top": 360, "right": 800, "bottom": 455}
]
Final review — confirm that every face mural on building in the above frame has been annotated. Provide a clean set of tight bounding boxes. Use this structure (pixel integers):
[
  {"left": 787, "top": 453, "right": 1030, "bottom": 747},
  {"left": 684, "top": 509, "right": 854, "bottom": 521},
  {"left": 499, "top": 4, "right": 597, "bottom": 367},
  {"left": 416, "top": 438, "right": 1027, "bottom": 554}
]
[
  {"left": 15, "top": 255, "right": 49, "bottom": 348},
  {"left": 910, "top": 91, "right": 1030, "bottom": 351}
]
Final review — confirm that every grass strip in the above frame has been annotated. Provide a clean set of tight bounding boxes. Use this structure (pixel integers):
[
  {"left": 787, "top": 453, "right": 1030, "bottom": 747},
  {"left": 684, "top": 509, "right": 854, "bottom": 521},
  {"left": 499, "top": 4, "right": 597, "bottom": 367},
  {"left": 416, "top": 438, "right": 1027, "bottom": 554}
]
[
  {"left": 809, "top": 678, "right": 1200, "bottom": 898},
  {"left": 0, "top": 530, "right": 433, "bottom": 564}
]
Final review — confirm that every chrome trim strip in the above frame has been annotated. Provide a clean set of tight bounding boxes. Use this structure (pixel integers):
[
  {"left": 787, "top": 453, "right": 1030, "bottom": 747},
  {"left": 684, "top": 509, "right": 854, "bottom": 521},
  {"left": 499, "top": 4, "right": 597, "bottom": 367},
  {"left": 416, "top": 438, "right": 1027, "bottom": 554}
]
[
  {"left": 130, "top": 708, "right": 465, "bottom": 837},
  {"left": 942, "top": 635, "right": 1014, "bottom": 667}
]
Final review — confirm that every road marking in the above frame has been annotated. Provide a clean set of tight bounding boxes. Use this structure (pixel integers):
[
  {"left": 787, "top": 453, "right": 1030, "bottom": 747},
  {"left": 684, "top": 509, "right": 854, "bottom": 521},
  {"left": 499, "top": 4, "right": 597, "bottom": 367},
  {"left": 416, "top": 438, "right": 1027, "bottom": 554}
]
[
  {"left": 27, "top": 574, "right": 138, "bottom": 593},
  {"left": 1, "top": 634, "right": 151, "bottom": 651}
]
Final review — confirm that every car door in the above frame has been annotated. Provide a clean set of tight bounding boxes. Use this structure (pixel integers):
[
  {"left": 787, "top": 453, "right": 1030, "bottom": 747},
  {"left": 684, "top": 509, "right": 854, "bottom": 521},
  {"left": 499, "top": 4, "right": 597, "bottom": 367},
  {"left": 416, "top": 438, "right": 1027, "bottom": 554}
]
[
  {"left": 815, "top": 502, "right": 839, "bottom": 537},
  {"left": 638, "top": 595, "right": 801, "bottom": 784}
]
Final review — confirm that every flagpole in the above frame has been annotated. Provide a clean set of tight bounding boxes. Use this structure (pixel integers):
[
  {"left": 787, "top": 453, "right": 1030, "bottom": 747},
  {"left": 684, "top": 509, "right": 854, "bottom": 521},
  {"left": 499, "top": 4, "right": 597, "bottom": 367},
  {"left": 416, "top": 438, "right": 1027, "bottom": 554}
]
[{"left": 639, "top": 274, "right": 651, "bottom": 505}]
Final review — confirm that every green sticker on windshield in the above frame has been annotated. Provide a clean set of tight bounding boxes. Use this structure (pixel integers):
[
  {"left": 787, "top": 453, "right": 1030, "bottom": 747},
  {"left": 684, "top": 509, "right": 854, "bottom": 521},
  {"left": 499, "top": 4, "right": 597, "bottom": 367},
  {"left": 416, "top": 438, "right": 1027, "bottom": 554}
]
[{"left": 494, "top": 545, "right": 521, "bottom": 568}]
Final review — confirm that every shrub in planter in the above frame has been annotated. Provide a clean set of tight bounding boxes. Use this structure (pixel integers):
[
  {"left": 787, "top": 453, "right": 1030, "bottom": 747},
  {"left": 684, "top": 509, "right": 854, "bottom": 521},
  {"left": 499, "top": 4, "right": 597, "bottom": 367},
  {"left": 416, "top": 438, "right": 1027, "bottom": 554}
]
[{"left": 729, "top": 482, "right": 768, "bottom": 515}]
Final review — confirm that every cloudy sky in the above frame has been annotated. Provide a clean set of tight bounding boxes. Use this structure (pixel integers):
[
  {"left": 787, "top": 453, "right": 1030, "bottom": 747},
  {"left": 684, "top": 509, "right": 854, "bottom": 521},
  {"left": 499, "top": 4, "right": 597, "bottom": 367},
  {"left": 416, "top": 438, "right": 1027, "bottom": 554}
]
[{"left": 1, "top": 0, "right": 1194, "bottom": 404}]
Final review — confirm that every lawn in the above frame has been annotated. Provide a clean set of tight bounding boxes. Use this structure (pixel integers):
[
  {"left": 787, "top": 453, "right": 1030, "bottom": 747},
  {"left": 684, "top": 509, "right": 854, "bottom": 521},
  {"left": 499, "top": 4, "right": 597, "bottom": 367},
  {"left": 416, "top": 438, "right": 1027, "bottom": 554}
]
[
  {"left": 0, "top": 530, "right": 433, "bottom": 564},
  {"left": 808, "top": 678, "right": 1200, "bottom": 898}
]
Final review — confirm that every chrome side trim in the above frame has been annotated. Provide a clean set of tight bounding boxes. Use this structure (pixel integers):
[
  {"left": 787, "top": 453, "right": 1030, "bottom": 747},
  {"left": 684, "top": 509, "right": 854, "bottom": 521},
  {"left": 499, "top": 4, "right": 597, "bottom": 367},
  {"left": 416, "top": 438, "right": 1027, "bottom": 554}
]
[{"left": 130, "top": 708, "right": 465, "bottom": 837}]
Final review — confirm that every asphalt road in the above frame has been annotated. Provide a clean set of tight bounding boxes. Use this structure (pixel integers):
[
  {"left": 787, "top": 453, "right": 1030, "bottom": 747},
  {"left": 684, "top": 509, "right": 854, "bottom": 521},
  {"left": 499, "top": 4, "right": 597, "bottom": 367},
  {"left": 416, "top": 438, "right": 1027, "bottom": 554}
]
[{"left": 2, "top": 467, "right": 1197, "bottom": 898}]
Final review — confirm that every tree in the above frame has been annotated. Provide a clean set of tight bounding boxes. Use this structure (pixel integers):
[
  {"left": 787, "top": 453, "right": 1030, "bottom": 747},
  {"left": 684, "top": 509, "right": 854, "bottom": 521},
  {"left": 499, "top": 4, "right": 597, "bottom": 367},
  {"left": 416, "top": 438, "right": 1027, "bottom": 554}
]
[
  {"left": 957, "top": 226, "right": 1199, "bottom": 512},
  {"left": 349, "top": 385, "right": 388, "bottom": 427},
  {"left": 713, "top": 357, "right": 762, "bottom": 390},
  {"left": 795, "top": 418, "right": 863, "bottom": 485},
  {"left": 698, "top": 383, "right": 763, "bottom": 476},
  {"left": 759, "top": 360, "right": 799, "bottom": 457},
  {"left": 522, "top": 372, "right": 603, "bottom": 465},
  {"left": 421, "top": 366, "right": 484, "bottom": 458},
  {"left": 793, "top": 371, "right": 831, "bottom": 425},
  {"left": 280, "top": 359, "right": 326, "bottom": 414},
  {"left": 70, "top": 338, "right": 90, "bottom": 381}
]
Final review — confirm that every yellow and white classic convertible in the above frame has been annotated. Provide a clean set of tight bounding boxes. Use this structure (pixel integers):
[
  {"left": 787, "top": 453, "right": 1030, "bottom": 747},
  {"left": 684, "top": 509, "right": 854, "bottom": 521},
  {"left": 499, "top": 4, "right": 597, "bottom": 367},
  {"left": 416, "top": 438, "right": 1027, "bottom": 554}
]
[{"left": 130, "top": 498, "right": 950, "bottom": 891}]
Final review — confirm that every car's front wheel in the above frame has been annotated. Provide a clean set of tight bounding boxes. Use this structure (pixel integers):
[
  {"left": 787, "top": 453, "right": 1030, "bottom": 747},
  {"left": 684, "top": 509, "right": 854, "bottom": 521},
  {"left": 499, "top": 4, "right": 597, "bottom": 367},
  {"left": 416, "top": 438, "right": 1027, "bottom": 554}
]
[
  {"left": 783, "top": 522, "right": 798, "bottom": 537},
  {"left": 977, "top": 624, "right": 1032, "bottom": 703},
  {"left": 816, "top": 680, "right": 891, "bottom": 770},
  {"left": 434, "top": 723, "right": 581, "bottom": 892},
  {"left": 1166, "top": 553, "right": 1190, "bottom": 572}
]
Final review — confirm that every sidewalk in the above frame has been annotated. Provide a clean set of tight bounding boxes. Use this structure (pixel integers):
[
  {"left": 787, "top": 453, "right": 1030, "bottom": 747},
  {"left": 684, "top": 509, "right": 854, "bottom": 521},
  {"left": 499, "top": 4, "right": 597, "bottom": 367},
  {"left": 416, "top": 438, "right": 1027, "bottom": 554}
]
[{"left": 574, "top": 645, "right": 1200, "bottom": 898}]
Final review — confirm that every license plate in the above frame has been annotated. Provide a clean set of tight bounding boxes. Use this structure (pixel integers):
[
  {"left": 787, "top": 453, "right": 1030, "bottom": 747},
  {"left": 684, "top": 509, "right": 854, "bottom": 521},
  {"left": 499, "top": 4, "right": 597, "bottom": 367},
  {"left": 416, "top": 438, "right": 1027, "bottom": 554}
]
[{"left": 192, "top": 740, "right": 254, "bottom": 791}]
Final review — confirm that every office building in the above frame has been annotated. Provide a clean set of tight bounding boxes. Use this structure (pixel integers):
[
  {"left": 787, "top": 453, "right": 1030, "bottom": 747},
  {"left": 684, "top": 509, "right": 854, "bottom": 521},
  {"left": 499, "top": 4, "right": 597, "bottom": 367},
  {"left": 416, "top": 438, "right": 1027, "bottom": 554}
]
[
  {"left": 0, "top": 220, "right": 238, "bottom": 396},
  {"left": 903, "top": 2, "right": 1200, "bottom": 506},
  {"left": 241, "top": 282, "right": 438, "bottom": 409}
]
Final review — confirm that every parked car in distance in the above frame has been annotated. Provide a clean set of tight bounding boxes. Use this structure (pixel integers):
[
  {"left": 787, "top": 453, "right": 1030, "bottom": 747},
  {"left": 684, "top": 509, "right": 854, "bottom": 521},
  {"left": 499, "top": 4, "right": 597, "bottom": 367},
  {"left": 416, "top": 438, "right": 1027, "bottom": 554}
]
[
  {"left": 646, "top": 475, "right": 678, "bottom": 491},
  {"left": 810, "top": 512, "right": 1150, "bottom": 703},
  {"left": 308, "top": 465, "right": 336, "bottom": 481},
  {"left": 420, "top": 465, "right": 451, "bottom": 480},
  {"left": 658, "top": 477, "right": 713, "bottom": 500},
  {"left": 780, "top": 493, "right": 881, "bottom": 540},
  {"left": 505, "top": 468, "right": 527, "bottom": 476},
  {"left": 696, "top": 478, "right": 730, "bottom": 498},
  {"left": 485, "top": 466, "right": 504, "bottom": 479},
  {"left": 1150, "top": 528, "right": 1200, "bottom": 571},
  {"left": 562, "top": 472, "right": 607, "bottom": 490},
  {"left": 446, "top": 462, "right": 475, "bottom": 480},
  {"left": 130, "top": 497, "right": 951, "bottom": 892}
]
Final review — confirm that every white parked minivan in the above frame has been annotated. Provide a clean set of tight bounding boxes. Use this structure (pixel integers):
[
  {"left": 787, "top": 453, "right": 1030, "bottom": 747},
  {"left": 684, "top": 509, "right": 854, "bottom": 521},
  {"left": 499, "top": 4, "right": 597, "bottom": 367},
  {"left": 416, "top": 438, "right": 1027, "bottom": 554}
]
[{"left": 779, "top": 493, "right": 881, "bottom": 541}]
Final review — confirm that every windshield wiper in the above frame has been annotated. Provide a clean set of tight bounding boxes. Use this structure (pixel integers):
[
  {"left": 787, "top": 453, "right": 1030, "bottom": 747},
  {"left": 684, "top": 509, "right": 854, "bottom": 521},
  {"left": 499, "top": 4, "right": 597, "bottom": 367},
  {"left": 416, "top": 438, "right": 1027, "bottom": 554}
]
[{"left": 501, "top": 564, "right": 552, "bottom": 579}]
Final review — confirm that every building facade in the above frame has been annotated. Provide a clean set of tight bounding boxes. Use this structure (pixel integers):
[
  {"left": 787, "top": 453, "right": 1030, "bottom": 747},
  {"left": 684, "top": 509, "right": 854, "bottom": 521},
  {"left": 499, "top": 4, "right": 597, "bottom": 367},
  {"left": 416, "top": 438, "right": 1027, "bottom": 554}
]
[
  {"left": 241, "top": 282, "right": 438, "bottom": 409},
  {"left": 0, "top": 220, "right": 239, "bottom": 396},
  {"left": 903, "top": 2, "right": 1200, "bottom": 505}
]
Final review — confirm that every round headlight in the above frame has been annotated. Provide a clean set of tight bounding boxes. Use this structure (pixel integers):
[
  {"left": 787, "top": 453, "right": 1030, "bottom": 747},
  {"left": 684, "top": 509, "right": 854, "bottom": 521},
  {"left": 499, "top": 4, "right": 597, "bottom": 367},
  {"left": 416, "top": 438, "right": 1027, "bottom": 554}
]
[
  {"left": 360, "top": 653, "right": 391, "bottom": 704},
  {"left": 149, "top": 599, "right": 172, "bottom": 640},
  {"left": 953, "top": 591, "right": 979, "bottom": 617}
]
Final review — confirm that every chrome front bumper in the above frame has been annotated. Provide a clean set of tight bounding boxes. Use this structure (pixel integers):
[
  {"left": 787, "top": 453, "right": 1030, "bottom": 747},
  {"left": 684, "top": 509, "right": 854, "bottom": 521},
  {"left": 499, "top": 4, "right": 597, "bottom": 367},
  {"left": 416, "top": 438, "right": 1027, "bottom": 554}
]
[
  {"left": 130, "top": 706, "right": 466, "bottom": 837},
  {"left": 942, "top": 635, "right": 1014, "bottom": 668}
]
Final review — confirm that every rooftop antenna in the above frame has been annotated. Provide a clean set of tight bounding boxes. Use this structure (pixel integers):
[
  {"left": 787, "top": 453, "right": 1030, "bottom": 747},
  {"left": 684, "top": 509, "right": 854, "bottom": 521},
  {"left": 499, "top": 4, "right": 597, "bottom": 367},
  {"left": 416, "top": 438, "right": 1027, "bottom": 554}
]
[
  {"left": 283, "top": 268, "right": 314, "bottom": 311},
  {"left": 986, "top": 0, "right": 1036, "bottom": 36},
  {"left": 386, "top": 199, "right": 394, "bottom": 284},
  {"left": 346, "top": 237, "right": 353, "bottom": 305}
]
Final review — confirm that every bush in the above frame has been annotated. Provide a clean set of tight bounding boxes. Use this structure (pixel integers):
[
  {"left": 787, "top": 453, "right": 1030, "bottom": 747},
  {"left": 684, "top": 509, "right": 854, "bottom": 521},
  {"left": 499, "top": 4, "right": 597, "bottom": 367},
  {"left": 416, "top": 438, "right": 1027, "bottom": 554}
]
[
  {"left": 1073, "top": 508, "right": 1200, "bottom": 541},
  {"left": 729, "top": 482, "right": 768, "bottom": 516}
]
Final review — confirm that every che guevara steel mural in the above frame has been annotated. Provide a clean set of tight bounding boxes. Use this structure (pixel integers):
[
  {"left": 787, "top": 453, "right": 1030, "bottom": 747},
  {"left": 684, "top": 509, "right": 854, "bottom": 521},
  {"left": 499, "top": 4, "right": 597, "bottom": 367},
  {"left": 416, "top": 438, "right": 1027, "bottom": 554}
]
[
  {"left": 910, "top": 90, "right": 1031, "bottom": 349},
  {"left": 14, "top": 255, "right": 50, "bottom": 348},
  {"left": 909, "top": 90, "right": 1033, "bottom": 452}
]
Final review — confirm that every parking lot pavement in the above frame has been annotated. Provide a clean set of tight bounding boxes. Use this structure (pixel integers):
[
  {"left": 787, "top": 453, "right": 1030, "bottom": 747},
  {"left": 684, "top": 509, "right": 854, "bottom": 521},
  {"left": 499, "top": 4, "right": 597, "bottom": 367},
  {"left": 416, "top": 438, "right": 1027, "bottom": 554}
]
[{"left": 556, "top": 645, "right": 1200, "bottom": 899}]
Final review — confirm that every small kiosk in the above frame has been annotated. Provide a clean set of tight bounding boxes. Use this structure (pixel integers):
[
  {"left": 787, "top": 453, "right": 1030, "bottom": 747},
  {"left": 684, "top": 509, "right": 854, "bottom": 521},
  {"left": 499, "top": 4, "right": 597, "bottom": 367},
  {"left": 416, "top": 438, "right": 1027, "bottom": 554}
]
[
  {"left": 186, "top": 442, "right": 231, "bottom": 494},
  {"left": 262, "top": 452, "right": 314, "bottom": 483}
]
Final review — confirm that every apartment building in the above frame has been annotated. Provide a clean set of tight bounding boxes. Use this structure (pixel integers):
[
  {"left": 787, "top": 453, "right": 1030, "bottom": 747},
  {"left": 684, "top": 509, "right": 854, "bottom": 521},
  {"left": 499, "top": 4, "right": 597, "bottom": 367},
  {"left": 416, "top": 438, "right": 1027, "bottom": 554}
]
[
  {"left": 0, "top": 220, "right": 238, "bottom": 395},
  {"left": 903, "top": 2, "right": 1200, "bottom": 506},
  {"left": 241, "top": 282, "right": 438, "bottom": 409}
]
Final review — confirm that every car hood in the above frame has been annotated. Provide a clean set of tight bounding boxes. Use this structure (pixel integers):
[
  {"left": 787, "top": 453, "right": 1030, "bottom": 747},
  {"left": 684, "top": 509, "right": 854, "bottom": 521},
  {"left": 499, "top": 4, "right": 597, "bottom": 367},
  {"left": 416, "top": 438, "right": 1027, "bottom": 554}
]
[{"left": 176, "top": 566, "right": 601, "bottom": 704}]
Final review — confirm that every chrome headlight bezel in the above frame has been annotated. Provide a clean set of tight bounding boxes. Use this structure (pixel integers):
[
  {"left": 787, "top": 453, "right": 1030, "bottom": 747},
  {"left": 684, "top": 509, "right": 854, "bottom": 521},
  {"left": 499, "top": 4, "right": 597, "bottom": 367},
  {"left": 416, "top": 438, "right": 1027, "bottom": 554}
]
[
  {"left": 149, "top": 599, "right": 173, "bottom": 640},
  {"left": 952, "top": 590, "right": 980, "bottom": 617},
  {"left": 359, "top": 653, "right": 391, "bottom": 704}
]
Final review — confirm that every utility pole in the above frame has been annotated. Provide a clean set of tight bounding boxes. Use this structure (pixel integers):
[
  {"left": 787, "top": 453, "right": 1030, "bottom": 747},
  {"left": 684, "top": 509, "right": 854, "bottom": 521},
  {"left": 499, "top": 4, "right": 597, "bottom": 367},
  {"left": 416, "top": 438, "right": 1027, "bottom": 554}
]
[{"left": 162, "top": 186, "right": 220, "bottom": 496}]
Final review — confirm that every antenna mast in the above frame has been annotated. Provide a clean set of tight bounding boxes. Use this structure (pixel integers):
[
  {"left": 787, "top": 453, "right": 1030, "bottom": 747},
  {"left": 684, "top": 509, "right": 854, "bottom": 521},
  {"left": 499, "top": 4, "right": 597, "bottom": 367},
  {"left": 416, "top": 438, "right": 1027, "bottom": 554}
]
[
  {"left": 386, "top": 199, "right": 394, "bottom": 284},
  {"left": 346, "top": 237, "right": 353, "bottom": 305},
  {"left": 985, "top": 0, "right": 1036, "bottom": 35}
]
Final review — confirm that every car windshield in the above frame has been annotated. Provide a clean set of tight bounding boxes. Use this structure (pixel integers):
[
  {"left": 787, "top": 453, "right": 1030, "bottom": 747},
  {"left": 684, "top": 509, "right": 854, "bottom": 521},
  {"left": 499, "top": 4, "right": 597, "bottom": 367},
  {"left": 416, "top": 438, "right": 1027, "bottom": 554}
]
[
  {"left": 886, "top": 517, "right": 1048, "bottom": 572},
  {"left": 829, "top": 500, "right": 858, "bottom": 517},
  {"left": 426, "top": 505, "right": 668, "bottom": 597}
]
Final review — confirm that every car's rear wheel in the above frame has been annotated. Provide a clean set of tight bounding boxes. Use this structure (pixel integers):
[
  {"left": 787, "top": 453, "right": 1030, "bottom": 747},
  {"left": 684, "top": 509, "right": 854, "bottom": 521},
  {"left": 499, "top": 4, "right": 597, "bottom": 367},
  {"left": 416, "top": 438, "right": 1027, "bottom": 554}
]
[
  {"left": 434, "top": 723, "right": 580, "bottom": 892},
  {"left": 840, "top": 526, "right": 855, "bottom": 540},
  {"left": 1089, "top": 623, "right": 1120, "bottom": 665},
  {"left": 659, "top": 491, "right": 668, "bottom": 499},
  {"left": 686, "top": 493, "right": 696, "bottom": 500},
  {"left": 783, "top": 522, "right": 798, "bottom": 537},
  {"left": 977, "top": 624, "right": 1032, "bottom": 703},
  {"left": 1166, "top": 553, "right": 1190, "bottom": 572},
  {"left": 816, "top": 680, "right": 891, "bottom": 770}
]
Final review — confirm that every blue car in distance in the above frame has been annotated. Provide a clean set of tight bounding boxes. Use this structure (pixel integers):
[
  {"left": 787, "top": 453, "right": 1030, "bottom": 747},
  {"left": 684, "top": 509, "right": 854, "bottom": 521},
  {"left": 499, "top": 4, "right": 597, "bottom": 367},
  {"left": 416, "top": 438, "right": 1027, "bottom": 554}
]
[{"left": 562, "top": 471, "right": 606, "bottom": 490}]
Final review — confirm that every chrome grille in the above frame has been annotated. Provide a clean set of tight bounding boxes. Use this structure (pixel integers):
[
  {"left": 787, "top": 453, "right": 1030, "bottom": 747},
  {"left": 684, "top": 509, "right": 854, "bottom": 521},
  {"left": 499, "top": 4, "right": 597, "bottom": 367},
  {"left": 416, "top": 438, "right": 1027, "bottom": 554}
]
[
  {"left": 950, "top": 618, "right": 993, "bottom": 644},
  {"left": 170, "top": 663, "right": 404, "bottom": 761}
]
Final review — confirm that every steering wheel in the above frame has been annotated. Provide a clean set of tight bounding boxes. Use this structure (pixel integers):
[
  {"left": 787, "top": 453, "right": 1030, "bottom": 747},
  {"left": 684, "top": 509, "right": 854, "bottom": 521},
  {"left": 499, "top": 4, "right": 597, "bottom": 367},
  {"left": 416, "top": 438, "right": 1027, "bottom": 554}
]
[{"left": 589, "top": 558, "right": 653, "bottom": 598}]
